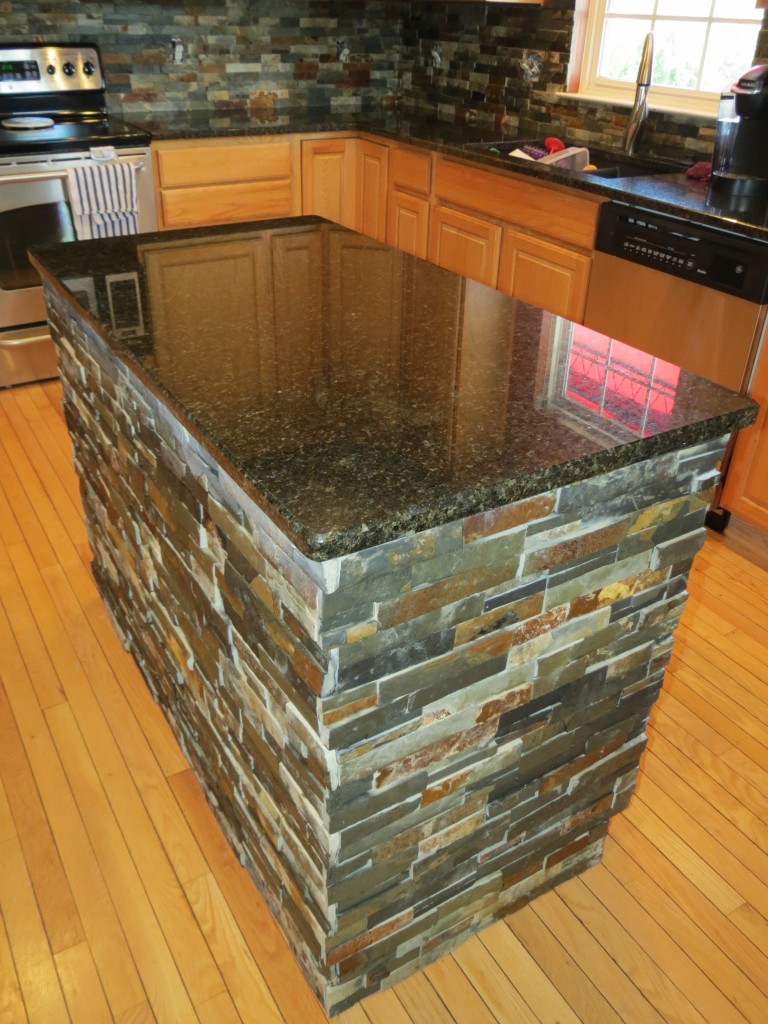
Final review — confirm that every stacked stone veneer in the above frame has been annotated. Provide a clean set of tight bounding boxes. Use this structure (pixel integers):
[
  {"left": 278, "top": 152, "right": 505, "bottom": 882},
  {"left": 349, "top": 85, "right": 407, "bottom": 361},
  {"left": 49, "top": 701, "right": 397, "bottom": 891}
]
[{"left": 46, "top": 285, "right": 726, "bottom": 1014}]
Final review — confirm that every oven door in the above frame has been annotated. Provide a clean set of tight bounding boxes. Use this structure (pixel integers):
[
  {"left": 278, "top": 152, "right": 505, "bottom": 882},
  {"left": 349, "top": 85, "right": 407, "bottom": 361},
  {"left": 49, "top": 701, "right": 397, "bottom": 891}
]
[{"left": 0, "top": 170, "right": 75, "bottom": 384}]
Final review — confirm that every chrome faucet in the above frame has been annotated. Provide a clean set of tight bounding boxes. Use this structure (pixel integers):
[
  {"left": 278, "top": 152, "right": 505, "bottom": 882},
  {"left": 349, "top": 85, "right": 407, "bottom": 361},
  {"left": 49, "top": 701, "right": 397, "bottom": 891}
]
[{"left": 623, "top": 32, "right": 654, "bottom": 155}]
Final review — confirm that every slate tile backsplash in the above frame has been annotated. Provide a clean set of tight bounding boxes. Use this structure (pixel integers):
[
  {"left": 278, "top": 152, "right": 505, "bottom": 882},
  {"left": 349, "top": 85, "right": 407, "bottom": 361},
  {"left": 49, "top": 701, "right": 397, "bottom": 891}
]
[{"left": 4, "top": 1, "right": 767, "bottom": 182}]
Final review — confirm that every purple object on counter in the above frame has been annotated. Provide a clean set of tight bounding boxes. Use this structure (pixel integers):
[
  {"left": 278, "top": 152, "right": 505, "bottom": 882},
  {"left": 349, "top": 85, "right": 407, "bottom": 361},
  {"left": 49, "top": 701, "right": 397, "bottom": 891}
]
[{"left": 686, "top": 161, "right": 713, "bottom": 181}]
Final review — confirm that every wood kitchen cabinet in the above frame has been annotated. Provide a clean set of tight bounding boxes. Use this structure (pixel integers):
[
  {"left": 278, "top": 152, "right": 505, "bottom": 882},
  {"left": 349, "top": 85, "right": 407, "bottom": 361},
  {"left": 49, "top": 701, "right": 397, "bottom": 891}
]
[
  {"left": 387, "top": 144, "right": 432, "bottom": 259},
  {"left": 430, "top": 156, "right": 599, "bottom": 313},
  {"left": 301, "top": 136, "right": 357, "bottom": 229},
  {"left": 356, "top": 138, "right": 389, "bottom": 242},
  {"left": 428, "top": 205, "right": 502, "bottom": 289},
  {"left": 498, "top": 228, "right": 591, "bottom": 322},
  {"left": 721, "top": 337, "right": 768, "bottom": 531},
  {"left": 153, "top": 137, "right": 298, "bottom": 230}
]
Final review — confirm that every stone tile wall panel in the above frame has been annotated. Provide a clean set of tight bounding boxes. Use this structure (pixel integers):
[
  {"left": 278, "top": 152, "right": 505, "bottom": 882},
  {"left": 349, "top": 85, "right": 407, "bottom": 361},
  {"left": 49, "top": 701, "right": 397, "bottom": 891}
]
[{"left": 47, "top": 285, "right": 727, "bottom": 1013}]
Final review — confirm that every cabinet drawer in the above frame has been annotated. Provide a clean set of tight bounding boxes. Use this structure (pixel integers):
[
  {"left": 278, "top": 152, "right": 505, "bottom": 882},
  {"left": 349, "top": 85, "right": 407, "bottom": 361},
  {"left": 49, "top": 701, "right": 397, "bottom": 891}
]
[
  {"left": 499, "top": 229, "right": 591, "bottom": 321},
  {"left": 160, "top": 180, "right": 295, "bottom": 229},
  {"left": 156, "top": 140, "right": 292, "bottom": 188},
  {"left": 389, "top": 146, "right": 432, "bottom": 195},
  {"left": 434, "top": 158, "right": 600, "bottom": 249}
]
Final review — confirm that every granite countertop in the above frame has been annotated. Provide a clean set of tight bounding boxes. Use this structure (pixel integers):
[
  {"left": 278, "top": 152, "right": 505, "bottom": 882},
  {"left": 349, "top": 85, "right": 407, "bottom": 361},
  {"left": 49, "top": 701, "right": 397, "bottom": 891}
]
[
  {"left": 124, "top": 107, "right": 768, "bottom": 243},
  {"left": 30, "top": 216, "right": 756, "bottom": 560}
]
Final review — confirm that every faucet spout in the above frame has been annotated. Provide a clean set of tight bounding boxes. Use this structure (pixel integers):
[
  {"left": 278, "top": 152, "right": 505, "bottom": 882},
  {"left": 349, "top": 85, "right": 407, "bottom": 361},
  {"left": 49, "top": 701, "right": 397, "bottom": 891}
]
[{"left": 623, "top": 32, "right": 654, "bottom": 156}]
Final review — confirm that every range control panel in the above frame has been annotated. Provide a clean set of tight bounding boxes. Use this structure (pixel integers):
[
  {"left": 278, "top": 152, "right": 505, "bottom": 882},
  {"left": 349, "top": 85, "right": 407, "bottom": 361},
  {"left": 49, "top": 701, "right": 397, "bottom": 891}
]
[
  {"left": 0, "top": 45, "right": 104, "bottom": 95},
  {"left": 595, "top": 201, "right": 768, "bottom": 304}
]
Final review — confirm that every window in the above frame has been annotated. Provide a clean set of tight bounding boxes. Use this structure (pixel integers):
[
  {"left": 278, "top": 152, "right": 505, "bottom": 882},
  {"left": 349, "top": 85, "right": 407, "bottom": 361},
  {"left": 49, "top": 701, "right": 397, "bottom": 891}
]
[{"left": 577, "top": 0, "right": 763, "bottom": 116}]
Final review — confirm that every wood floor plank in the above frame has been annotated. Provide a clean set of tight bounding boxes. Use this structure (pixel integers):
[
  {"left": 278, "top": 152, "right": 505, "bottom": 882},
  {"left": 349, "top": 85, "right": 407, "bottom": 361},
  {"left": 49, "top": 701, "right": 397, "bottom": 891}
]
[
  {"left": 634, "top": 770, "right": 768, "bottom": 919},
  {"left": 422, "top": 955, "right": 498, "bottom": 1024},
  {"left": 609, "top": 815, "right": 768, "bottom": 1001},
  {"left": 0, "top": 836, "right": 70, "bottom": 1024},
  {"left": 184, "top": 872, "right": 284, "bottom": 1024},
  {"left": 45, "top": 701, "right": 200, "bottom": 1024},
  {"left": 0, "top": 772, "right": 16, "bottom": 843},
  {"left": 6, "top": 543, "right": 225, "bottom": 1007},
  {"left": 168, "top": 768, "right": 328, "bottom": 1024},
  {"left": 507, "top": 902, "right": 622, "bottom": 1024},
  {"left": 0, "top": 909, "right": 28, "bottom": 1024},
  {"left": 357, "top": 990, "right": 413, "bottom": 1024},
  {"left": 0, "top": 543, "right": 66, "bottom": 710},
  {"left": 478, "top": 920, "right": 581, "bottom": 1024},
  {"left": 0, "top": 449, "right": 58, "bottom": 570},
  {"left": 54, "top": 940, "right": 112, "bottom": 1024},
  {"left": 196, "top": 991, "right": 243, "bottom": 1024},
  {"left": 114, "top": 1002, "right": 158, "bottom": 1024},
  {"left": 580, "top": 863, "right": 748, "bottom": 1024},
  {"left": 0, "top": 674, "right": 84, "bottom": 956},
  {"left": 392, "top": 971, "right": 456, "bottom": 1024},
  {"left": 452, "top": 935, "right": 539, "bottom": 1023},
  {"left": 663, "top": 666, "right": 768, "bottom": 773},
  {"left": 603, "top": 836, "right": 768, "bottom": 1024},
  {"left": 646, "top": 721, "right": 768, "bottom": 837},
  {"left": 533, "top": 890, "right": 666, "bottom": 1024},
  {"left": 0, "top": 392, "right": 85, "bottom": 537},
  {"left": 671, "top": 639, "right": 768, "bottom": 724},
  {"left": 650, "top": 688, "right": 733, "bottom": 759},
  {"left": 0, "top": 408, "right": 82, "bottom": 570},
  {"left": 727, "top": 904, "right": 768, "bottom": 956},
  {"left": 40, "top": 561, "right": 207, "bottom": 884},
  {"left": 0, "top": 599, "right": 146, "bottom": 1018},
  {"left": 623, "top": 795, "right": 743, "bottom": 913}
]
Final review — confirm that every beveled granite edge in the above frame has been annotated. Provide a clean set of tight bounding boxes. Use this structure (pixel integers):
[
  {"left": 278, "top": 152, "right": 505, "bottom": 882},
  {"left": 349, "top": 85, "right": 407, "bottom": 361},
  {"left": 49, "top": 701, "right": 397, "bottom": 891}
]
[{"left": 125, "top": 107, "right": 768, "bottom": 242}]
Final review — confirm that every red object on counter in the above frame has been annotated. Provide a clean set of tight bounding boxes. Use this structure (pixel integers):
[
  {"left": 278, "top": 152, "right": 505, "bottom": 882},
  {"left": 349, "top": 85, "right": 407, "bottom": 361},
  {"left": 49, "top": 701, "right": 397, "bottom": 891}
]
[
  {"left": 686, "top": 161, "right": 713, "bottom": 181},
  {"left": 544, "top": 137, "right": 566, "bottom": 154}
]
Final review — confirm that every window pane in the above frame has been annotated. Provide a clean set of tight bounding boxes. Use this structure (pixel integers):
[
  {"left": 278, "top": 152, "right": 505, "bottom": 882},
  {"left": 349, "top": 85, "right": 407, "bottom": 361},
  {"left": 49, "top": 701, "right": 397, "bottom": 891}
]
[
  {"left": 599, "top": 19, "right": 653, "bottom": 82},
  {"left": 656, "top": 0, "right": 710, "bottom": 17},
  {"left": 606, "top": 0, "right": 653, "bottom": 13},
  {"left": 652, "top": 20, "right": 707, "bottom": 89},
  {"left": 713, "top": 0, "right": 762, "bottom": 20},
  {"left": 700, "top": 22, "right": 762, "bottom": 93}
]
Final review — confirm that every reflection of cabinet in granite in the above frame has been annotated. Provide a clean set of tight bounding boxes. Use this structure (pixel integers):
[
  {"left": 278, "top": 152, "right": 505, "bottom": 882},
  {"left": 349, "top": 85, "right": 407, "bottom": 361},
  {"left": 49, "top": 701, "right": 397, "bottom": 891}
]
[{"left": 141, "top": 236, "right": 277, "bottom": 405}]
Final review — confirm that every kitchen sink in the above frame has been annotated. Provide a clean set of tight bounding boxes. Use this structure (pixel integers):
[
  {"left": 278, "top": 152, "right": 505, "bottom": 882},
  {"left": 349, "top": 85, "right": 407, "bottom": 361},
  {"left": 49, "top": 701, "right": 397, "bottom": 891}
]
[{"left": 465, "top": 140, "right": 687, "bottom": 178}]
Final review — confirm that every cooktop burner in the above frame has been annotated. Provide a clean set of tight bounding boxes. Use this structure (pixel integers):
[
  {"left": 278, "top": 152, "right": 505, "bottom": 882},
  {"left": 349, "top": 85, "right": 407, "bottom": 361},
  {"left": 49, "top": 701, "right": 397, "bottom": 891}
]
[
  {"left": 0, "top": 113, "right": 150, "bottom": 156},
  {"left": 1, "top": 115, "right": 55, "bottom": 130}
]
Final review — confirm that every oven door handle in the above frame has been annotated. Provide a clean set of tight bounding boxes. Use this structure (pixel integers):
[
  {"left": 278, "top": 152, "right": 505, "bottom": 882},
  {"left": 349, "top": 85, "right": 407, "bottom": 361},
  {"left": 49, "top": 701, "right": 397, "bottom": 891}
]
[{"left": 0, "top": 161, "right": 145, "bottom": 185}]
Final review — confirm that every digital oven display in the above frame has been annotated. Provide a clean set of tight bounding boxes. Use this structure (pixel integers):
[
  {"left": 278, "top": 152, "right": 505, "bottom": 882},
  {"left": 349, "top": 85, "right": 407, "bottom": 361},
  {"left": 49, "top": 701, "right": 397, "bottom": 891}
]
[{"left": 0, "top": 60, "right": 40, "bottom": 82}]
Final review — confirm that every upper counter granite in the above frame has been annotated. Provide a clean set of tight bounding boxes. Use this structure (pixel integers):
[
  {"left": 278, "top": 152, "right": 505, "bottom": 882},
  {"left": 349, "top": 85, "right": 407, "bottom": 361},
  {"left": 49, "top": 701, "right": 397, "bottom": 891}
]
[
  {"left": 126, "top": 107, "right": 768, "bottom": 243},
  {"left": 30, "top": 217, "right": 755, "bottom": 560}
]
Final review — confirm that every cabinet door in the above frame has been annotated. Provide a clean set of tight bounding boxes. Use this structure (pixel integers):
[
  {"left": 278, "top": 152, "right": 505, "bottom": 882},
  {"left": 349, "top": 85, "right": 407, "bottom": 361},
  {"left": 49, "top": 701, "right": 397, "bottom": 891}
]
[
  {"left": 301, "top": 138, "right": 356, "bottom": 229},
  {"left": 356, "top": 139, "right": 389, "bottom": 242},
  {"left": 721, "top": 338, "right": 768, "bottom": 531},
  {"left": 387, "top": 189, "right": 430, "bottom": 259},
  {"left": 498, "top": 228, "right": 591, "bottom": 322},
  {"left": 428, "top": 205, "right": 501, "bottom": 288}
]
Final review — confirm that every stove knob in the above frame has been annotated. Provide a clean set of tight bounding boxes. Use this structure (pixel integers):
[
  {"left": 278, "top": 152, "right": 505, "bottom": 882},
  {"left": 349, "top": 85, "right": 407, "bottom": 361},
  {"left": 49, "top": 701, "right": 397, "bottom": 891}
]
[
  {"left": 62, "top": 61, "right": 76, "bottom": 76},
  {"left": 83, "top": 60, "right": 95, "bottom": 76},
  {"left": 46, "top": 64, "right": 56, "bottom": 76}
]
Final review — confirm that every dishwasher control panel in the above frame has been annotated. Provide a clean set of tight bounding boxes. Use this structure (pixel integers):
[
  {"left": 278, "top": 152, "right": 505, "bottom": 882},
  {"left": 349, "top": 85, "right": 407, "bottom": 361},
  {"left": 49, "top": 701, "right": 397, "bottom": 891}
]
[{"left": 594, "top": 202, "right": 768, "bottom": 303}]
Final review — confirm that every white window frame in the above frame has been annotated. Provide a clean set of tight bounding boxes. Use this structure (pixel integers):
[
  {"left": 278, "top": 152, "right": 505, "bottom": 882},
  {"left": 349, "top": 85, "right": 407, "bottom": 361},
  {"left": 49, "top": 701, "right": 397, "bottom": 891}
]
[{"left": 577, "top": 0, "right": 763, "bottom": 118}]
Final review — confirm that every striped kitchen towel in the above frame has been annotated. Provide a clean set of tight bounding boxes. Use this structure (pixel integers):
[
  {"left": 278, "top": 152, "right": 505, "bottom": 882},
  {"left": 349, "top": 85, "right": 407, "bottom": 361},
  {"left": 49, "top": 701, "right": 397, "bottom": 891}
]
[{"left": 66, "top": 159, "right": 140, "bottom": 240}]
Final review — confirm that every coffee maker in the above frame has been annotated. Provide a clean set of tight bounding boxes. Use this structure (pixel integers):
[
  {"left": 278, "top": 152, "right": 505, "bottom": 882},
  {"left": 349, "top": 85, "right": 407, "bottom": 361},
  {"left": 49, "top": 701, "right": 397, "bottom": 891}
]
[{"left": 710, "top": 64, "right": 768, "bottom": 199}]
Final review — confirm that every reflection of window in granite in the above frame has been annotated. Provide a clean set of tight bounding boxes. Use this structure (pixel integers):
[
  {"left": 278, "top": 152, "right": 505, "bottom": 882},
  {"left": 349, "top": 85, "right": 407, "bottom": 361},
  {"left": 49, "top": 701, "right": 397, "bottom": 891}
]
[
  {"left": 568, "top": 323, "right": 679, "bottom": 436},
  {"left": 547, "top": 319, "right": 680, "bottom": 438}
]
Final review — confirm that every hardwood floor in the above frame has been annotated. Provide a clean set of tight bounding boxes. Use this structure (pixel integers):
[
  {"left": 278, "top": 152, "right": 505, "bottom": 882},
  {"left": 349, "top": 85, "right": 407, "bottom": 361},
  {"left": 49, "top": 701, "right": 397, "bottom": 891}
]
[{"left": 1, "top": 379, "right": 767, "bottom": 1024}]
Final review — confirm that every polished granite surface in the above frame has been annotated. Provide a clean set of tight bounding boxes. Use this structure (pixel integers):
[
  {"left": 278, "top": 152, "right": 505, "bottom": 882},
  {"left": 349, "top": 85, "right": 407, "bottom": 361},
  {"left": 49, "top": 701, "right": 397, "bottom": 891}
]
[
  {"left": 31, "top": 218, "right": 756, "bottom": 559},
  {"left": 129, "top": 107, "right": 768, "bottom": 242}
]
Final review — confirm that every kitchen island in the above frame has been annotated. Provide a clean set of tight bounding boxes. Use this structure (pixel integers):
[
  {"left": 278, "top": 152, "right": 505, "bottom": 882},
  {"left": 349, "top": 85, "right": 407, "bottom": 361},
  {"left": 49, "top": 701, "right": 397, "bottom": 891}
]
[{"left": 31, "top": 217, "right": 755, "bottom": 1014}]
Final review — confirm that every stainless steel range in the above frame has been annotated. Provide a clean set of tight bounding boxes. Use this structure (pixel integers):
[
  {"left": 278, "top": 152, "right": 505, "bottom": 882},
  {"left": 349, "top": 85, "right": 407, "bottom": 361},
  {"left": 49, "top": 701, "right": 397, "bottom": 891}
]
[{"left": 0, "top": 43, "right": 156, "bottom": 387}]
